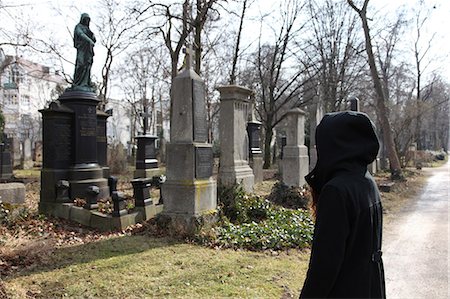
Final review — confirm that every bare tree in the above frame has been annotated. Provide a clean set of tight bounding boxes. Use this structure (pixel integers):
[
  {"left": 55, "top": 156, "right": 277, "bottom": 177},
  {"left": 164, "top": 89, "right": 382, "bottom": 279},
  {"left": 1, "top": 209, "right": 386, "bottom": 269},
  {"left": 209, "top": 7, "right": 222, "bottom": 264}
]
[
  {"left": 304, "top": 0, "right": 365, "bottom": 112},
  {"left": 347, "top": 0, "right": 403, "bottom": 180},
  {"left": 95, "top": 0, "right": 144, "bottom": 110},
  {"left": 411, "top": 3, "right": 437, "bottom": 150},
  {"left": 229, "top": 0, "right": 250, "bottom": 85},
  {"left": 241, "top": 0, "right": 311, "bottom": 168}
]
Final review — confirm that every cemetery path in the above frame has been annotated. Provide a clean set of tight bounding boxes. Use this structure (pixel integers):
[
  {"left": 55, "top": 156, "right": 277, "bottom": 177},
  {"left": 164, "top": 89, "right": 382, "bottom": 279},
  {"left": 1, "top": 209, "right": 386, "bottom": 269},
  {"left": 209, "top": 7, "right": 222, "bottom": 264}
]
[{"left": 383, "top": 161, "right": 449, "bottom": 299}]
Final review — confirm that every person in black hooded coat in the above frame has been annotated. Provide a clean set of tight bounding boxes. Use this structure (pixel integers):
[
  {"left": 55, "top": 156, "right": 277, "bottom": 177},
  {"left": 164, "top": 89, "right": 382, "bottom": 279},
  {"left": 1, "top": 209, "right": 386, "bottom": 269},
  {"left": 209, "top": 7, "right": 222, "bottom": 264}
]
[{"left": 300, "top": 111, "right": 386, "bottom": 299}]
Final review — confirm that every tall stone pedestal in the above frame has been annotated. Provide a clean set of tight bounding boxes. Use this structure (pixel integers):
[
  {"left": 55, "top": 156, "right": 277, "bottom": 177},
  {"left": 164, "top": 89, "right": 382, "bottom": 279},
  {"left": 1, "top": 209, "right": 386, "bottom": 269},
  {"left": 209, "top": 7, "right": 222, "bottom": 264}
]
[
  {"left": 217, "top": 85, "right": 254, "bottom": 192},
  {"left": 281, "top": 108, "right": 309, "bottom": 187},
  {"left": 161, "top": 65, "right": 217, "bottom": 235},
  {"left": 39, "top": 91, "right": 109, "bottom": 213},
  {"left": 134, "top": 135, "right": 162, "bottom": 178}
]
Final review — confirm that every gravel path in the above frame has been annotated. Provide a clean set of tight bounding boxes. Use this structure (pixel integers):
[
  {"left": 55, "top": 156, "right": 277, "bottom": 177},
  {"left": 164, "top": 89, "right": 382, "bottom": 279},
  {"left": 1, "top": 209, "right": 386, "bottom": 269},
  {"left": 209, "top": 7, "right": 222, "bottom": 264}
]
[{"left": 383, "top": 161, "right": 449, "bottom": 299}]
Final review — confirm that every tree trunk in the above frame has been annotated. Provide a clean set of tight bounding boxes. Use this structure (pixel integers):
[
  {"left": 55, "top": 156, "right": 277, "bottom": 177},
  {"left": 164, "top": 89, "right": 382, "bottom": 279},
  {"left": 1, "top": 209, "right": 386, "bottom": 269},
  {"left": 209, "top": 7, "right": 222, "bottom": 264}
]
[
  {"left": 348, "top": 0, "right": 403, "bottom": 180},
  {"left": 263, "top": 125, "right": 273, "bottom": 169}
]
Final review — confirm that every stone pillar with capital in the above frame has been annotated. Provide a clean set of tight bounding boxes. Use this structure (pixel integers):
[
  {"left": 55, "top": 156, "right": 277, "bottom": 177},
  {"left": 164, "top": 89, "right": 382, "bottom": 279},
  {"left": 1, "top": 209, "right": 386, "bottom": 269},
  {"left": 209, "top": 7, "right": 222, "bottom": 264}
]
[
  {"left": 281, "top": 108, "right": 309, "bottom": 187},
  {"left": 217, "top": 85, "right": 255, "bottom": 193}
]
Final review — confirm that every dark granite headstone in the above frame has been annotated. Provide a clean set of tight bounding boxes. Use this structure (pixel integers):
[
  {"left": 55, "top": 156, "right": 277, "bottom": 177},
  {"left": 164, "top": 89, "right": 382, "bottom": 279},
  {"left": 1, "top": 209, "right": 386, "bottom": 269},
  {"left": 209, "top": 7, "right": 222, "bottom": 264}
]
[
  {"left": 39, "top": 91, "right": 109, "bottom": 208},
  {"left": 131, "top": 178, "right": 152, "bottom": 207},
  {"left": 247, "top": 121, "right": 263, "bottom": 157},
  {"left": 97, "top": 110, "right": 110, "bottom": 168},
  {"left": 111, "top": 191, "right": 127, "bottom": 217},
  {"left": 59, "top": 92, "right": 99, "bottom": 166},
  {"left": 135, "top": 135, "right": 158, "bottom": 169},
  {"left": 108, "top": 176, "right": 118, "bottom": 196},
  {"left": 41, "top": 101, "right": 73, "bottom": 169},
  {"left": 350, "top": 97, "right": 360, "bottom": 112},
  {"left": 84, "top": 185, "right": 100, "bottom": 210},
  {"left": 55, "top": 180, "right": 70, "bottom": 202}
]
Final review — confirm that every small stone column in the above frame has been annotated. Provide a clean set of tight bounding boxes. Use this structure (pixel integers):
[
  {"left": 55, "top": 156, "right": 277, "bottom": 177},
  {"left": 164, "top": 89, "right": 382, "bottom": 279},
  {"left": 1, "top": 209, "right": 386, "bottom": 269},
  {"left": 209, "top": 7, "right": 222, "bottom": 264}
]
[
  {"left": 281, "top": 108, "right": 309, "bottom": 187},
  {"left": 217, "top": 85, "right": 254, "bottom": 192}
]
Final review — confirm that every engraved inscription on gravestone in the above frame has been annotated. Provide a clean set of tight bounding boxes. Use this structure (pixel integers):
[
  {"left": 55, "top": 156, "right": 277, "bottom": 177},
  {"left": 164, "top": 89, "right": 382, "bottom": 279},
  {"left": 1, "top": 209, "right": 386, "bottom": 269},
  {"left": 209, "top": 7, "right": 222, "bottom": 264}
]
[
  {"left": 145, "top": 144, "right": 154, "bottom": 157},
  {"left": 192, "top": 80, "right": 208, "bottom": 142},
  {"left": 79, "top": 110, "right": 97, "bottom": 137},
  {"left": 54, "top": 122, "right": 71, "bottom": 162},
  {"left": 195, "top": 147, "right": 213, "bottom": 179},
  {"left": 97, "top": 122, "right": 107, "bottom": 142}
]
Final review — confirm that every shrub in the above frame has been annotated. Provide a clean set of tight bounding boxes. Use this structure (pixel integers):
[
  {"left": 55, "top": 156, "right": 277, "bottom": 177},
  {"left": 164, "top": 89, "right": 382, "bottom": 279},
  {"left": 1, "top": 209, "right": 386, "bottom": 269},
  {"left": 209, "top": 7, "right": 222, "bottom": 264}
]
[
  {"left": 267, "top": 182, "right": 311, "bottom": 209},
  {"left": 198, "top": 184, "right": 314, "bottom": 251}
]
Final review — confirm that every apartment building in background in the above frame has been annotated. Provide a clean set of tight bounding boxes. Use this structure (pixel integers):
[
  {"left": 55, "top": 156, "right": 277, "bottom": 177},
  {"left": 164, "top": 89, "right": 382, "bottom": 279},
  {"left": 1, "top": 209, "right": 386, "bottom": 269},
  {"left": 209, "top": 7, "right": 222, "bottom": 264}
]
[{"left": 0, "top": 48, "right": 67, "bottom": 168}]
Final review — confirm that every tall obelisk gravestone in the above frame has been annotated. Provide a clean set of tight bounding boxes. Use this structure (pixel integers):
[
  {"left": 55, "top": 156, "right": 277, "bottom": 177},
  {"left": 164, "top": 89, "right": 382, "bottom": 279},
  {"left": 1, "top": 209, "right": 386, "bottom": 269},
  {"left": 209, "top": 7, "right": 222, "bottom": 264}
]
[{"left": 161, "top": 46, "right": 217, "bottom": 233}]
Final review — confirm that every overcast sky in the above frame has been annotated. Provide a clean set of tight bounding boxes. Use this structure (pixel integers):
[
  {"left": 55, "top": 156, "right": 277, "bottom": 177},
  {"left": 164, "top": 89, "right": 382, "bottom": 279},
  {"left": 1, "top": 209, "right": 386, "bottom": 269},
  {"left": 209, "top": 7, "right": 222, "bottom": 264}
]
[{"left": 2, "top": 0, "right": 449, "bottom": 83}]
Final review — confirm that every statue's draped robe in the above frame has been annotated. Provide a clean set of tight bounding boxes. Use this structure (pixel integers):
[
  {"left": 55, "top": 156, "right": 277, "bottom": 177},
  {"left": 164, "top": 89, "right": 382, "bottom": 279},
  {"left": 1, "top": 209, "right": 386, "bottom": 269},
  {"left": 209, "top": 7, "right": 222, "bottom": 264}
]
[{"left": 73, "top": 17, "right": 95, "bottom": 90}]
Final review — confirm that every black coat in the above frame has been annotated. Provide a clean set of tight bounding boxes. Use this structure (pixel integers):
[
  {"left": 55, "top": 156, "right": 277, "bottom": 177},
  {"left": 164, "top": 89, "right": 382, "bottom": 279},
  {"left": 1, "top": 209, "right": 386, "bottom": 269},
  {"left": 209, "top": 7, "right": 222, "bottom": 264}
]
[{"left": 300, "top": 112, "right": 386, "bottom": 299}]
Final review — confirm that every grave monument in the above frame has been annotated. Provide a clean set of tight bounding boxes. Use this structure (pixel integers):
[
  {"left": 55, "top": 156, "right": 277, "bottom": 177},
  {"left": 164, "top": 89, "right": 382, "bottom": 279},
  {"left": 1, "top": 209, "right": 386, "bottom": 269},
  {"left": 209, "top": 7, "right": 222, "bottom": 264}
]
[
  {"left": 134, "top": 101, "right": 161, "bottom": 178},
  {"left": 39, "top": 13, "right": 109, "bottom": 213},
  {"left": 161, "top": 45, "right": 217, "bottom": 234},
  {"left": 281, "top": 108, "right": 309, "bottom": 187},
  {"left": 247, "top": 103, "right": 263, "bottom": 184},
  {"left": 217, "top": 85, "right": 255, "bottom": 192}
]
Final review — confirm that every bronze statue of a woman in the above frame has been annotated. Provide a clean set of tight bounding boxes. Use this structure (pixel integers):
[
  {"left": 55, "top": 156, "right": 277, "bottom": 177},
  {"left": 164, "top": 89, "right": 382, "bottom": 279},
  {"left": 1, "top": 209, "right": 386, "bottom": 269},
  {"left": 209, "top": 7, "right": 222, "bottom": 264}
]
[{"left": 71, "top": 13, "right": 96, "bottom": 92}]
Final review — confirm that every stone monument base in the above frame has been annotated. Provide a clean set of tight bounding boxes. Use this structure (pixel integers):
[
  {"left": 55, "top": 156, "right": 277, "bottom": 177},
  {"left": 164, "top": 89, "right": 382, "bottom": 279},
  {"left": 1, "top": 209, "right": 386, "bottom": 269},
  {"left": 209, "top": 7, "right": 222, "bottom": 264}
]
[
  {"left": 219, "top": 164, "right": 255, "bottom": 193},
  {"left": 38, "top": 202, "right": 164, "bottom": 231},
  {"left": 156, "top": 211, "right": 218, "bottom": 237},
  {"left": 69, "top": 164, "right": 109, "bottom": 199},
  {"left": 281, "top": 145, "right": 309, "bottom": 187},
  {"left": 134, "top": 168, "right": 164, "bottom": 179},
  {"left": 0, "top": 183, "right": 25, "bottom": 204},
  {"left": 161, "top": 178, "right": 217, "bottom": 215}
]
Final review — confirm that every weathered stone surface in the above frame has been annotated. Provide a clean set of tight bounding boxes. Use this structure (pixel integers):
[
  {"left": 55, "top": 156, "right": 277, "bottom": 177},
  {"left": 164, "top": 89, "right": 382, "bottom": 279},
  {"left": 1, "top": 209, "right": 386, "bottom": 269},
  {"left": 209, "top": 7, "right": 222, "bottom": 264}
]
[
  {"left": 112, "top": 212, "right": 139, "bottom": 231},
  {"left": 53, "top": 203, "right": 72, "bottom": 219},
  {"left": 217, "top": 85, "right": 254, "bottom": 192},
  {"left": 162, "top": 179, "right": 216, "bottom": 215},
  {"left": 281, "top": 108, "right": 309, "bottom": 187},
  {"left": 161, "top": 59, "right": 217, "bottom": 235},
  {"left": 0, "top": 183, "right": 25, "bottom": 204},
  {"left": 70, "top": 206, "right": 92, "bottom": 227}
]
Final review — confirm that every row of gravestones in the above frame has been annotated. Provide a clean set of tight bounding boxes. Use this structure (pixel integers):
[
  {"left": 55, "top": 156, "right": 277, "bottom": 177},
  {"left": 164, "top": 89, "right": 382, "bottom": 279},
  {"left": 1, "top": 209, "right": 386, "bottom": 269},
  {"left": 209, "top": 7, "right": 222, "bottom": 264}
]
[{"left": 37, "top": 51, "right": 311, "bottom": 233}]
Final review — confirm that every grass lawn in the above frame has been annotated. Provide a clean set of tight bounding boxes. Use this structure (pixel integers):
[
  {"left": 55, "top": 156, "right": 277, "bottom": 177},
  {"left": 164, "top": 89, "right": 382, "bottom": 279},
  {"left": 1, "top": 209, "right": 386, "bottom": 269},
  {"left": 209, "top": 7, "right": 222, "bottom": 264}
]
[
  {"left": 3, "top": 235, "right": 309, "bottom": 298},
  {"left": 2, "top": 163, "right": 441, "bottom": 298}
]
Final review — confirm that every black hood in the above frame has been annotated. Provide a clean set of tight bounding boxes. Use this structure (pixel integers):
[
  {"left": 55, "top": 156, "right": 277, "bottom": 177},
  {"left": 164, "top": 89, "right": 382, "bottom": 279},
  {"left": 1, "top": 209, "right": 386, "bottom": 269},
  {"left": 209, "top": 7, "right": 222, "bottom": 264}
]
[{"left": 306, "top": 111, "right": 380, "bottom": 193}]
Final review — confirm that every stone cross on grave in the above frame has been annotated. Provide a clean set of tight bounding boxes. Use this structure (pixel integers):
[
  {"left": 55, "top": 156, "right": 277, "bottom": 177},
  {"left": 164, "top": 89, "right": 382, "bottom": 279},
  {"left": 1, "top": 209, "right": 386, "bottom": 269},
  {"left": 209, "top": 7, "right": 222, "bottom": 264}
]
[
  {"left": 182, "top": 43, "right": 195, "bottom": 70},
  {"left": 139, "top": 104, "right": 152, "bottom": 135}
]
